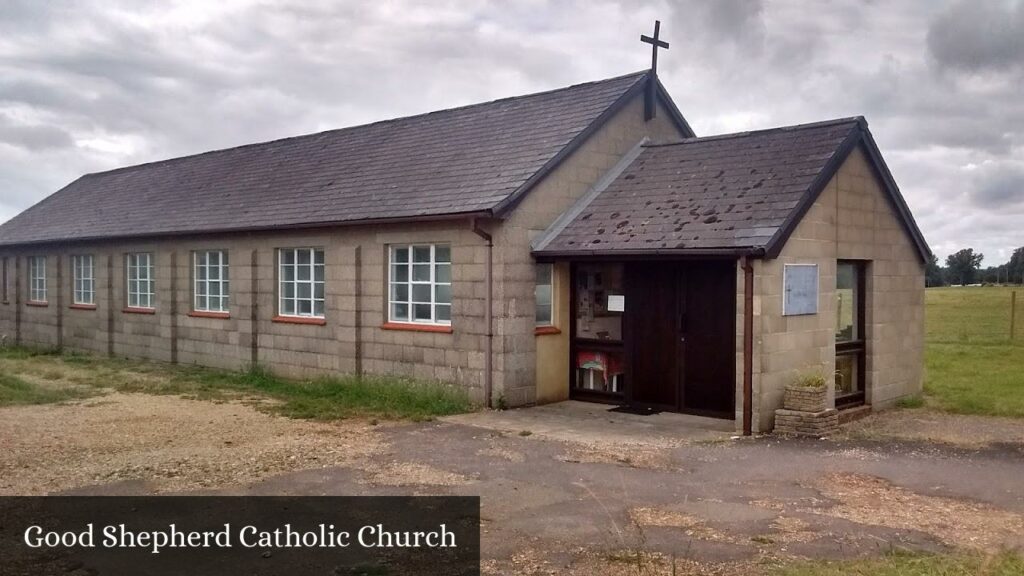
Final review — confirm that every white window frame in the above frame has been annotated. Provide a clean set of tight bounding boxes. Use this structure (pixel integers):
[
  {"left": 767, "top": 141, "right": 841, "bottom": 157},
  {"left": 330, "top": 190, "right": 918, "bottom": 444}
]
[
  {"left": 126, "top": 252, "right": 155, "bottom": 309},
  {"left": 535, "top": 263, "right": 554, "bottom": 327},
  {"left": 388, "top": 244, "right": 451, "bottom": 326},
  {"left": 28, "top": 255, "right": 47, "bottom": 303},
  {"left": 193, "top": 250, "right": 230, "bottom": 313},
  {"left": 72, "top": 254, "right": 95, "bottom": 305},
  {"left": 278, "top": 248, "right": 325, "bottom": 319}
]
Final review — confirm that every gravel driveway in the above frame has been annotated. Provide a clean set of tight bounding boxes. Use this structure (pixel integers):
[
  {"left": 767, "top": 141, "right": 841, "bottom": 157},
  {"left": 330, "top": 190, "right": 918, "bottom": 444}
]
[{"left": 0, "top": 391, "right": 384, "bottom": 495}]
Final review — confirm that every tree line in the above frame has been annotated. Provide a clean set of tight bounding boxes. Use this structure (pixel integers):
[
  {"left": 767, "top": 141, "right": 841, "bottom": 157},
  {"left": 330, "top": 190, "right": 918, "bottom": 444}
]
[{"left": 927, "top": 246, "right": 1024, "bottom": 287}]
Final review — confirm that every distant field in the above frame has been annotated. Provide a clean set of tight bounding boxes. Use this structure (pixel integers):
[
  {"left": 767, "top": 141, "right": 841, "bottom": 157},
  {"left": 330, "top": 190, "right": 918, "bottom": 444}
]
[{"left": 925, "top": 286, "right": 1024, "bottom": 418}]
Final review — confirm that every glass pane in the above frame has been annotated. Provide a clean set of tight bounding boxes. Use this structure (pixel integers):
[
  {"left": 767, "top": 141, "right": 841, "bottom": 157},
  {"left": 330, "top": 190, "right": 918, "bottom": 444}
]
[
  {"left": 297, "top": 264, "right": 310, "bottom": 281},
  {"left": 196, "top": 295, "right": 208, "bottom": 310},
  {"left": 283, "top": 265, "right": 294, "bottom": 282},
  {"left": 536, "top": 263, "right": 552, "bottom": 285},
  {"left": 412, "top": 284, "right": 432, "bottom": 303},
  {"left": 282, "top": 299, "right": 294, "bottom": 315},
  {"left": 298, "top": 283, "right": 312, "bottom": 299},
  {"left": 413, "top": 303, "right": 432, "bottom": 321},
  {"left": 282, "top": 250, "right": 294, "bottom": 265},
  {"left": 299, "top": 299, "right": 312, "bottom": 315},
  {"left": 390, "top": 283, "right": 408, "bottom": 302},
  {"left": 536, "top": 304, "right": 552, "bottom": 326},
  {"left": 392, "top": 264, "right": 408, "bottom": 283},
  {"left": 283, "top": 282, "right": 295, "bottom": 299},
  {"left": 436, "top": 304, "right": 451, "bottom": 322},
  {"left": 391, "top": 303, "right": 409, "bottom": 321},
  {"left": 535, "top": 284, "right": 552, "bottom": 307},
  {"left": 197, "top": 282, "right": 207, "bottom": 296},
  {"left": 435, "top": 284, "right": 451, "bottom": 305},
  {"left": 314, "top": 300, "right": 324, "bottom": 317},
  {"left": 412, "top": 264, "right": 430, "bottom": 282},
  {"left": 836, "top": 263, "right": 859, "bottom": 342},
  {"left": 413, "top": 246, "right": 431, "bottom": 263},
  {"left": 435, "top": 263, "right": 451, "bottom": 284},
  {"left": 197, "top": 252, "right": 207, "bottom": 267},
  {"left": 835, "top": 353, "right": 860, "bottom": 396},
  {"left": 393, "top": 247, "right": 409, "bottom": 263},
  {"left": 575, "top": 263, "right": 624, "bottom": 341},
  {"left": 222, "top": 280, "right": 229, "bottom": 300},
  {"left": 208, "top": 265, "right": 219, "bottom": 281},
  {"left": 314, "top": 264, "right": 324, "bottom": 282},
  {"left": 435, "top": 245, "right": 450, "bottom": 263},
  {"left": 314, "top": 282, "right": 324, "bottom": 300},
  {"left": 313, "top": 250, "right": 324, "bottom": 265},
  {"left": 574, "top": 349, "right": 625, "bottom": 393},
  {"left": 298, "top": 250, "right": 311, "bottom": 266}
]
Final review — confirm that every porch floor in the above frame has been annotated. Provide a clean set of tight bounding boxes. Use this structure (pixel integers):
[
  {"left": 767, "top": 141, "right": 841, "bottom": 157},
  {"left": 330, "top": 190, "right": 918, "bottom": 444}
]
[{"left": 444, "top": 400, "right": 735, "bottom": 445}]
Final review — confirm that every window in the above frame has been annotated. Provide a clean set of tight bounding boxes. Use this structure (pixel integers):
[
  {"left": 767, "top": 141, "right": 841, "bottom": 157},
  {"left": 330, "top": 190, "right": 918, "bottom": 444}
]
[
  {"left": 389, "top": 244, "right": 451, "bottom": 325},
  {"left": 835, "top": 260, "right": 866, "bottom": 407},
  {"left": 2, "top": 257, "right": 8, "bottom": 303},
  {"left": 194, "top": 250, "right": 229, "bottom": 313},
  {"left": 126, "top": 253, "right": 155, "bottom": 309},
  {"left": 72, "top": 255, "right": 95, "bottom": 305},
  {"left": 28, "top": 256, "right": 46, "bottom": 303},
  {"left": 278, "top": 248, "right": 324, "bottom": 318},
  {"left": 572, "top": 263, "right": 625, "bottom": 398},
  {"left": 535, "top": 263, "right": 553, "bottom": 326}
]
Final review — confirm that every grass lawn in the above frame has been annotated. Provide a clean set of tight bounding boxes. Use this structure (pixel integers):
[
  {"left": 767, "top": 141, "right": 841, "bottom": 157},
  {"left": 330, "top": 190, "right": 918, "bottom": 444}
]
[
  {"left": 775, "top": 550, "right": 1024, "bottom": 576},
  {"left": 924, "top": 286, "right": 1024, "bottom": 418},
  {"left": 0, "top": 347, "right": 473, "bottom": 421}
]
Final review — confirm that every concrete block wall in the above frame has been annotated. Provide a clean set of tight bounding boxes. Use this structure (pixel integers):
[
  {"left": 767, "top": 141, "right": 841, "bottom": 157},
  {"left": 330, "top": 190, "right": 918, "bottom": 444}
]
[
  {"left": 738, "top": 145, "right": 925, "bottom": 432},
  {"left": 0, "top": 220, "right": 492, "bottom": 403}
]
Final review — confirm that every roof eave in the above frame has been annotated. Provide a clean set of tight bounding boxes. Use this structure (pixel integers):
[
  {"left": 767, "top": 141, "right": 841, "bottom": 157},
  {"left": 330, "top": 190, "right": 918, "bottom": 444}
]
[
  {"left": 761, "top": 119, "right": 931, "bottom": 263},
  {"left": 532, "top": 246, "right": 765, "bottom": 260},
  {"left": 0, "top": 210, "right": 496, "bottom": 249}
]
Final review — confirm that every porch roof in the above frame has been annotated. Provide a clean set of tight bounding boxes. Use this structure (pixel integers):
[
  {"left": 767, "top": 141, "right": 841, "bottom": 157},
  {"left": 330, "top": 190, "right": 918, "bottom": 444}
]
[{"left": 532, "top": 117, "right": 930, "bottom": 261}]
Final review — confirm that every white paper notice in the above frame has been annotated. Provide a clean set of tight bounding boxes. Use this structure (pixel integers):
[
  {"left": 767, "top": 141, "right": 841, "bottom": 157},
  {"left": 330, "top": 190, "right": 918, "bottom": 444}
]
[{"left": 607, "top": 294, "right": 625, "bottom": 312}]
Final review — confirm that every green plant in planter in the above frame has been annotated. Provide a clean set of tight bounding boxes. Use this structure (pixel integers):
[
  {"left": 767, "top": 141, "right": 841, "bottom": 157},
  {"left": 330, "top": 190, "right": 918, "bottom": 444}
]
[{"left": 791, "top": 369, "right": 828, "bottom": 389}]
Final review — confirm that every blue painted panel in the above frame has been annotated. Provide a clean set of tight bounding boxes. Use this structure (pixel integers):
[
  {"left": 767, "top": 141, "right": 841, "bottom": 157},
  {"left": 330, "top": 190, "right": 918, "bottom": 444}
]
[{"left": 783, "top": 264, "right": 819, "bottom": 316}]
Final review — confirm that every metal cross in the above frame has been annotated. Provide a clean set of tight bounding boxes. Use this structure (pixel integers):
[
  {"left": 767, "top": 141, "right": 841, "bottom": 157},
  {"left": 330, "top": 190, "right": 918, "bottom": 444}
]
[{"left": 640, "top": 20, "right": 670, "bottom": 76}]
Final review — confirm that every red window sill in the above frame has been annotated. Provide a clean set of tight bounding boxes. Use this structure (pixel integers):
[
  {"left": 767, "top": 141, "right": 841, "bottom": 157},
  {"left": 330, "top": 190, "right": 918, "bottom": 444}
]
[
  {"left": 69, "top": 304, "right": 98, "bottom": 311},
  {"left": 123, "top": 307, "right": 156, "bottom": 315},
  {"left": 273, "top": 315, "right": 327, "bottom": 326},
  {"left": 26, "top": 301, "right": 49, "bottom": 307},
  {"left": 189, "top": 310, "right": 230, "bottom": 319},
  {"left": 535, "top": 325, "right": 562, "bottom": 336},
  {"left": 381, "top": 322, "right": 453, "bottom": 333}
]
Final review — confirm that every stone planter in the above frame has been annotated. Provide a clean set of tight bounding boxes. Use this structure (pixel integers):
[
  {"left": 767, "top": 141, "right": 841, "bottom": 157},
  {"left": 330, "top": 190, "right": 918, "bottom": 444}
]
[{"left": 783, "top": 384, "right": 828, "bottom": 413}]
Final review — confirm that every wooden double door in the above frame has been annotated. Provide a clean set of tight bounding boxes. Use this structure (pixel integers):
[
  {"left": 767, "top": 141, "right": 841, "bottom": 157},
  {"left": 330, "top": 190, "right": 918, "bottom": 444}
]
[{"left": 624, "top": 261, "right": 735, "bottom": 417}]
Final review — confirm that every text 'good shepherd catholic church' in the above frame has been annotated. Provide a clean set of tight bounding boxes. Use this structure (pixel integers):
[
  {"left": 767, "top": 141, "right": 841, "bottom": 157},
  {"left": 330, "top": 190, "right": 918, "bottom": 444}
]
[{"left": 0, "top": 23, "right": 929, "bottom": 434}]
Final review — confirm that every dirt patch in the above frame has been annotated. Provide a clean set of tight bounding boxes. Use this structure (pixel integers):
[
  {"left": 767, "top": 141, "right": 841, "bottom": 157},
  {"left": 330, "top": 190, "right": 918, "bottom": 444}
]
[
  {"left": 358, "top": 462, "right": 475, "bottom": 487},
  {"left": 628, "top": 507, "right": 730, "bottom": 542},
  {"left": 809, "top": 472, "right": 1024, "bottom": 551},
  {"left": 477, "top": 445, "right": 526, "bottom": 463},
  {"left": 557, "top": 443, "right": 676, "bottom": 471},
  {"left": 840, "top": 408, "right": 1024, "bottom": 448},
  {"left": 0, "top": 392, "right": 383, "bottom": 495}
]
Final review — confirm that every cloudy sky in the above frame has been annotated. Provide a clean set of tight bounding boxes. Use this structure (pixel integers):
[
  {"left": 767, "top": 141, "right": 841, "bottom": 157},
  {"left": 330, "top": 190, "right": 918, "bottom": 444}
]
[{"left": 1, "top": 0, "right": 1021, "bottom": 263}]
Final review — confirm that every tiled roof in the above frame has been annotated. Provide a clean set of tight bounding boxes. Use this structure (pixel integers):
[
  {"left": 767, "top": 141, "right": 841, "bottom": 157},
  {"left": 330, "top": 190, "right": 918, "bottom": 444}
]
[
  {"left": 535, "top": 117, "right": 905, "bottom": 256},
  {"left": 0, "top": 71, "right": 664, "bottom": 245}
]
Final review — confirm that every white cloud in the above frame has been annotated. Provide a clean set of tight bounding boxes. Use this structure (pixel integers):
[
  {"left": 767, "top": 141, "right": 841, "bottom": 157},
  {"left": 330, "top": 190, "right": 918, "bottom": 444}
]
[{"left": 0, "top": 0, "right": 1021, "bottom": 261}]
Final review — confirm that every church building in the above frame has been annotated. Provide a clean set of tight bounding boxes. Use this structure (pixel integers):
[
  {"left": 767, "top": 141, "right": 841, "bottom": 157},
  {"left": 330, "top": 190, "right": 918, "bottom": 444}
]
[{"left": 0, "top": 33, "right": 929, "bottom": 433}]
